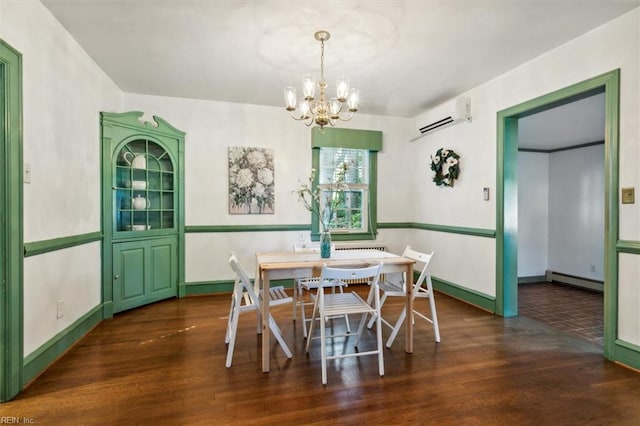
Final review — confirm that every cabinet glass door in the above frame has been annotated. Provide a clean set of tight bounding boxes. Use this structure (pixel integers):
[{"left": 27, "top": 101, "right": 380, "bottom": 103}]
[{"left": 114, "top": 139, "right": 175, "bottom": 232}]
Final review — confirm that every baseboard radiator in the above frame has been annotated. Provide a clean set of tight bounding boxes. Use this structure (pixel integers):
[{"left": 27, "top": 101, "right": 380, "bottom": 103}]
[
  {"left": 545, "top": 270, "right": 604, "bottom": 292},
  {"left": 334, "top": 242, "right": 387, "bottom": 284},
  {"left": 334, "top": 242, "right": 387, "bottom": 252}
]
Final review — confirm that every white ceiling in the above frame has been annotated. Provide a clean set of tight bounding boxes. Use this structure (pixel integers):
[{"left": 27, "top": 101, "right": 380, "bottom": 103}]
[
  {"left": 41, "top": 0, "right": 639, "bottom": 121},
  {"left": 518, "top": 93, "right": 605, "bottom": 151}
]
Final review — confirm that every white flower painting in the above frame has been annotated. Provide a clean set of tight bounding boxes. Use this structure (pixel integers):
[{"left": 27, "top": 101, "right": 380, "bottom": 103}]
[{"left": 228, "top": 146, "right": 275, "bottom": 214}]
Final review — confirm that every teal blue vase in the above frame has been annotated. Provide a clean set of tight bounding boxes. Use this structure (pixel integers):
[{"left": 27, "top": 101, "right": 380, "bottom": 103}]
[{"left": 320, "top": 231, "right": 332, "bottom": 258}]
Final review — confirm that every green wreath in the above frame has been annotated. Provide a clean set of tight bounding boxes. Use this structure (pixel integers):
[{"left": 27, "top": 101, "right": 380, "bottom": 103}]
[{"left": 430, "top": 148, "right": 460, "bottom": 187}]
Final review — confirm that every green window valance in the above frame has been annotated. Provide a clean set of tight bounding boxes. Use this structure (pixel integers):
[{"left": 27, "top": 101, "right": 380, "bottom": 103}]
[{"left": 311, "top": 127, "right": 383, "bottom": 151}]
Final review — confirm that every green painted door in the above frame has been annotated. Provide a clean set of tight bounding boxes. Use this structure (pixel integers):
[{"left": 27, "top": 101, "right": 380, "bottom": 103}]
[{"left": 112, "top": 237, "right": 177, "bottom": 313}]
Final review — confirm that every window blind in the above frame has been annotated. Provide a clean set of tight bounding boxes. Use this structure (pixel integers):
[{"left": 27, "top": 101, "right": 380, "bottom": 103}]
[{"left": 318, "top": 148, "right": 368, "bottom": 185}]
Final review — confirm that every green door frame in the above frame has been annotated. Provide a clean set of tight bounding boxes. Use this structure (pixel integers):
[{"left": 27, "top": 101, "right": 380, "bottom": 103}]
[
  {"left": 497, "top": 69, "right": 619, "bottom": 359},
  {"left": 0, "top": 39, "right": 24, "bottom": 401}
]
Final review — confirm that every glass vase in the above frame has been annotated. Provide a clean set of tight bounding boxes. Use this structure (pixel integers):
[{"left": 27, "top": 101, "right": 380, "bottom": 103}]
[{"left": 320, "top": 230, "right": 332, "bottom": 259}]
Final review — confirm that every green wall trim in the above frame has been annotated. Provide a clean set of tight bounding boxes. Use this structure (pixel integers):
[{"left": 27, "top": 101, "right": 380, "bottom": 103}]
[
  {"left": 185, "top": 222, "right": 495, "bottom": 238},
  {"left": 22, "top": 305, "right": 102, "bottom": 385},
  {"left": 378, "top": 222, "right": 413, "bottom": 229},
  {"left": 182, "top": 281, "right": 234, "bottom": 296},
  {"left": 311, "top": 127, "right": 383, "bottom": 151},
  {"left": 0, "top": 37, "right": 24, "bottom": 402},
  {"left": 100, "top": 111, "right": 186, "bottom": 138},
  {"left": 186, "top": 224, "right": 309, "bottom": 233},
  {"left": 311, "top": 231, "right": 377, "bottom": 241},
  {"left": 613, "top": 340, "right": 640, "bottom": 371},
  {"left": 187, "top": 273, "right": 496, "bottom": 316},
  {"left": 411, "top": 222, "right": 496, "bottom": 238},
  {"left": 183, "top": 279, "right": 294, "bottom": 296},
  {"left": 308, "top": 147, "right": 379, "bottom": 241},
  {"left": 431, "top": 276, "right": 496, "bottom": 313},
  {"left": 23, "top": 232, "right": 103, "bottom": 257},
  {"left": 617, "top": 240, "right": 640, "bottom": 254}
]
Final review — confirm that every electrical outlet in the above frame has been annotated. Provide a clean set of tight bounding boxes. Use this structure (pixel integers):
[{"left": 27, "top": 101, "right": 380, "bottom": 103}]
[
  {"left": 57, "top": 300, "right": 64, "bottom": 319},
  {"left": 590, "top": 264, "right": 596, "bottom": 273},
  {"left": 298, "top": 232, "right": 305, "bottom": 242}
]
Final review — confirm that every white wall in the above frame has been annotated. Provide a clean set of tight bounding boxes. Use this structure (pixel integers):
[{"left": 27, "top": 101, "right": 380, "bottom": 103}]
[
  {"left": 548, "top": 145, "right": 604, "bottom": 280},
  {"left": 518, "top": 152, "right": 549, "bottom": 277},
  {"left": 518, "top": 146, "right": 605, "bottom": 281},
  {"left": 1, "top": 1, "right": 123, "bottom": 355},
  {"left": 23, "top": 244, "right": 101, "bottom": 355},
  {"left": 122, "top": 93, "right": 414, "bottom": 282},
  {"left": 411, "top": 8, "right": 640, "bottom": 345}
]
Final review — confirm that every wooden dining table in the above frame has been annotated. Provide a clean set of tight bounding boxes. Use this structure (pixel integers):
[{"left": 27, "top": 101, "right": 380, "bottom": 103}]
[{"left": 255, "top": 249, "right": 415, "bottom": 372}]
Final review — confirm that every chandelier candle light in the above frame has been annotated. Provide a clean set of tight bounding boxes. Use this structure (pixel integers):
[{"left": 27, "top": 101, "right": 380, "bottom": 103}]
[{"left": 284, "top": 30, "right": 359, "bottom": 128}]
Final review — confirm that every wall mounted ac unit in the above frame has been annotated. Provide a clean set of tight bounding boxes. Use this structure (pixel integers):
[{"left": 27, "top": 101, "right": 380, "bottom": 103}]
[{"left": 410, "top": 97, "right": 471, "bottom": 142}]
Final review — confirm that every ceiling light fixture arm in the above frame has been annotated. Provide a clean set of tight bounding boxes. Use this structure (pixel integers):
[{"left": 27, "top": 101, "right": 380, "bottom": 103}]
[{"left": 284, "top": 30, "right": 359, "bottom": 129}]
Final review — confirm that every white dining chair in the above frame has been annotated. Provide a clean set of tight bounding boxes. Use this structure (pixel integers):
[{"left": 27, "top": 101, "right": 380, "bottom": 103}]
[
  {"left": 292, "top": 242, "right": 350, "bottom": 338},
  {"left": 305, "top": 262, "right": 384, "bottom": 385},
  {"left": 367, "top": 246, "right": 440, "bottom": 347},
  {"left": 225, "top": 253, "right": 293, "bottom": 367}
]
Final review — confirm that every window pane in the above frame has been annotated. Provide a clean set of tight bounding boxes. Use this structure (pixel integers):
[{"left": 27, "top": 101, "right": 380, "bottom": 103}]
[
  {"left": 320, "top": 189, "right": 366, "bottom": 231},
  {"left": 350, "top": 191, "right": 362, "bottom": 208},
  {"left": 319, "top": 148, "right": 368, "bottom": 184},
  {"left": 318, "top": 147, "right": 369, "bottom": 233},
  {"left": 335, "top": 208, "right": 363, "bottom": 229}
]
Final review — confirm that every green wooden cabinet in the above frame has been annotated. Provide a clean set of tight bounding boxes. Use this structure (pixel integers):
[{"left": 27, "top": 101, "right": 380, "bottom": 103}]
[
  {"left": 112, "top": 237, "right": 177, "bottom": 313},
  {"left": 101, "top": 112, "right": 185, "bottom": 316}
]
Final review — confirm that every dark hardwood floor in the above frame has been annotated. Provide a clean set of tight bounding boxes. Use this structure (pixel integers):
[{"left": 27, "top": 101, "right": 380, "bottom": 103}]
[{"left": 2, "top": 289, "right": 639, "bottom": 425}]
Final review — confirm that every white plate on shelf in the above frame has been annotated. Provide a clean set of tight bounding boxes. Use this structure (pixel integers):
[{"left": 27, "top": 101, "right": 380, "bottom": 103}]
[{"left": 124, "top": 180, "right": 147, "bottom": 189}]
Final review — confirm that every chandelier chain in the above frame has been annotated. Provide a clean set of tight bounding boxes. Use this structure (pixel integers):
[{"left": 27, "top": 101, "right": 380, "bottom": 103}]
[
  {"left": 283, "top": 30, "right": 359, "bottom": 129},
  {"left": 320, "top": 39, "right": 325, "bottom": 84}
]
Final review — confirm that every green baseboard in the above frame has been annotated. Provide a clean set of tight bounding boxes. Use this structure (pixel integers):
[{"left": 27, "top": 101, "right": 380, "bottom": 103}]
[
  {"left": 613, "top": 339, "right": 640, "bottom": 371},
  {"left": 23, "top": 305, "right": 103, "bottom": 385},
  {"left": 182, "top": 280, "right": 234, "bottom": 296},
  {"left": 183, "top": 279, "right": 295, "bottom": 296},
  {"left": 431, "top": 275, "right": 496, "bottom": 313}
]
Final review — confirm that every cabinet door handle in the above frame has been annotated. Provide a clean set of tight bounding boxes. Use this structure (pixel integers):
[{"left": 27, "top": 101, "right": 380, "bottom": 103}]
[{"left": 114, "top": 275, "right": 120, "bottom": 280}]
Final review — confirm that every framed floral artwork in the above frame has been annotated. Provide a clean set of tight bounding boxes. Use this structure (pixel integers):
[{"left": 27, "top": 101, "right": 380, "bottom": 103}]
[{"left": 228, "top": 146, "right": 275, "bottom": 214}]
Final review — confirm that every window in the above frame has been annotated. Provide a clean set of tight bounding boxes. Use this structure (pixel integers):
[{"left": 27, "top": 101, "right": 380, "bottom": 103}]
[
  {"left": 318, "top": 147, "right": 368, "bottom": 233},
  {"left": 311, "top": 127, "right": 382, "bottom": 241}
]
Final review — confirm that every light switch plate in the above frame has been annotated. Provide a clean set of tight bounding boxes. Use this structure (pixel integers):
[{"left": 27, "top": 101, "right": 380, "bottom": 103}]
[
  {"left": 622, "top": 187, "right": 635, "bottom": 204},
  {"left": 483, "top": 187, "right": 490, "bottom": 201},
  {"left": 24, "top": 163, "right": 31, "bottom": 184}
]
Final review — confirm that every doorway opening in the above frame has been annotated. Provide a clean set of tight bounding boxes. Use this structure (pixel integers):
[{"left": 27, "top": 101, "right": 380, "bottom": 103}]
[
  {"left": 496, "top": 69, "right": 619, "bottom": 359},
  {"left": 517, "top": 92, "right": 605, "bottom": 345}
]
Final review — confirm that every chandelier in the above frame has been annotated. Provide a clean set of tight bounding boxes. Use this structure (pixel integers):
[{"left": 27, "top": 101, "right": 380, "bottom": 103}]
[{"left": 284, "top": 30, "right": 359, "bottom": 129}]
